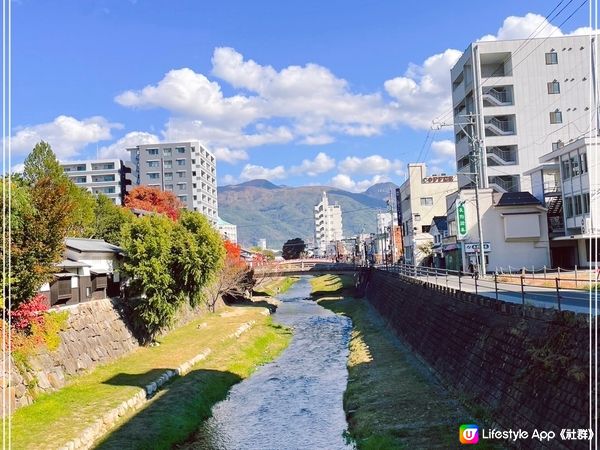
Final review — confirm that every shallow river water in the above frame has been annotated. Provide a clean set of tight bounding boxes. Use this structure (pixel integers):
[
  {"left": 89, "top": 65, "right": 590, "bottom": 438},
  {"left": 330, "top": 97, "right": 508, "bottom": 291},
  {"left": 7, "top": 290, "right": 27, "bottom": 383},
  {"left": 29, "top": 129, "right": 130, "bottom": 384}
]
[{"left": 190, "top": 277, "right": 355, "bottom": 450}]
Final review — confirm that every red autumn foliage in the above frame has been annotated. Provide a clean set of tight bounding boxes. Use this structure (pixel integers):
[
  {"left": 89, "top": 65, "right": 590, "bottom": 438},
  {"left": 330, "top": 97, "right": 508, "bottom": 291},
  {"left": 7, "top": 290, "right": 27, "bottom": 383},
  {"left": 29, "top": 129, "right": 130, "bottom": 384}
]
[
  {"left": 124, "top": 186, "right": 183, "bottom": 221},
  {"left": 224, "top": 240, "right": 243, "bottom": 265},
  {"left": 10, "top": 293, "right": 49, "bottom": 331}
]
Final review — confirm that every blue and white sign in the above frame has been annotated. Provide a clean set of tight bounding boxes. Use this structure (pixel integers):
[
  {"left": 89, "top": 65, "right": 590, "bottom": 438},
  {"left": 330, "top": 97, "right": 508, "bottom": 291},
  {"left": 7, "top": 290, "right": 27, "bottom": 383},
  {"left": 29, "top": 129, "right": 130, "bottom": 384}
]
[{"left": 464, "top": 242, "right": 491, "bottom": 253}]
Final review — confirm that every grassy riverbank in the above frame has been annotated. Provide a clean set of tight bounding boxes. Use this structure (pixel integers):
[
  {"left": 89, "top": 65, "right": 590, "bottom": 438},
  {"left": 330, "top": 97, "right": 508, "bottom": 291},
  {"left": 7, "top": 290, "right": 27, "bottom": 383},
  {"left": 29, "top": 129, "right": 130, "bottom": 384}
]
[
  {"left": 254, "top": 276, "right": 299, "bottom": 296},
  {"left": 10, "top": 303, "right": 291, "bottom": 450},
  {"left": 311, "top": 274, "right": 469, "bottom": 449}
]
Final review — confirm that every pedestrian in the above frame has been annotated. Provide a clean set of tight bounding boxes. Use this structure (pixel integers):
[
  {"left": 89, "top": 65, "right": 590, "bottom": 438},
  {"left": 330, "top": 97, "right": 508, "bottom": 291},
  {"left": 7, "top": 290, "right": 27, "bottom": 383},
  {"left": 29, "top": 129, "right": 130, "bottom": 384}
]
[{"left": 468, "top": 262, "right": 474, "bottom": 278}]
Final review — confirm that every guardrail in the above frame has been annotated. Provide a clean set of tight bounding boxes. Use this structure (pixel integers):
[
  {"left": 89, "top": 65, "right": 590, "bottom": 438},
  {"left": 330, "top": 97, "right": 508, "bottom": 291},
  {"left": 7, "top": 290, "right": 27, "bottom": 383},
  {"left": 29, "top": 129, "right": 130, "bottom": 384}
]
[{"left": 377, "top": 264, "right": 598, "bottom": 313}]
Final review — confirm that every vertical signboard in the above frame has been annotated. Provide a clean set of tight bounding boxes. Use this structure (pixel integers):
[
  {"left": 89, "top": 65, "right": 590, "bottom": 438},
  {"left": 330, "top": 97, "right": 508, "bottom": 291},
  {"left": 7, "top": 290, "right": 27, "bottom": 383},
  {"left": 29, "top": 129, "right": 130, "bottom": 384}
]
[{"left": 457, "top": 202, "right": 467, "bottom": 239}]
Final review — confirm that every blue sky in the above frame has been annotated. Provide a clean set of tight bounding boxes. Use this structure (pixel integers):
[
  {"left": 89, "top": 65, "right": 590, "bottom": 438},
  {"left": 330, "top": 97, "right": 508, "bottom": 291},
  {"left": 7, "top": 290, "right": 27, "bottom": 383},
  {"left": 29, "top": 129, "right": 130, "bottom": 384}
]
[{"left": 10, "top": 0, "right": 590, "bottom": 191}]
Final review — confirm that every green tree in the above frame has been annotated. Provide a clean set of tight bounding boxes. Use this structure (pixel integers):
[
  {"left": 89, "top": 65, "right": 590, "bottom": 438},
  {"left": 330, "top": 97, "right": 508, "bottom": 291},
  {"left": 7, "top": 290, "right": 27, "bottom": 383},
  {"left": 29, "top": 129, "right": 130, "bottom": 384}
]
[
  {"left": 120, "top": 215, "right": 178, "bottom": 342},
  {"left": 282, "top": 238, "right": 306, "bottom": 260},
  {"left": 68, "top": 184, "right": 96, "bottom": 237},
  {"left": 22, "top": 141, "right": 64, "bottom": 186},
  {"left": 93, "top": 193, "right": 134, "bottom": 245}
]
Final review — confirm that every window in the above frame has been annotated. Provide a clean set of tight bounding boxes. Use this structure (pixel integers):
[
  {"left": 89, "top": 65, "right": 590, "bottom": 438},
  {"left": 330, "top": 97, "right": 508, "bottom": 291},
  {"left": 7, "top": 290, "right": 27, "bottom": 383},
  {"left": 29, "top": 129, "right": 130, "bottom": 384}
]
[
  {"left": 565, "top": 196, "right": 573, "bottom": 218},
  {"left": 163, "top": 148, "right": 172, "bottom": 156},
  {"left": 164, "top": 160, "right": 173, "bottom": 169},
  {"left": 414, "top": 214, "right": 421, "bottom": 222},
  {"left": 547, "top": 81, "right": 560, "bottom": 94},
  {"left": 420, "top": 197, "right": 433, "bottom": 206},
  {"left": 76, "top": 165, "right": 86, "bottom": 171},
  {"left": 176, "top": 147, "right": 186, "bottom": 154},
  {"left": 580, "top": 152, "right": 588, "bottom": 173},
  {"left": 147, "top": 148, "right": 159, "bottom": 155},
  {"left": 177, "top": 171, "right": 186, "bottom": 178},
  {"left": 91, "top": 162, "right": 115, "bottom": 170},
  {"left": 545, "top": 52, "right": 558, "bottom": 65},
  {"left": 165, "top": 184, "right": 173, "bottom": 190},
  {"left": 147, "top": 160, "right": 159, "bottom": 168},
  {"left": 574, "top": 195, "right": 582, "bottom": 215},
  {"left": 178, "top": 195, "right": 188, "bottom": 202},
  {"left": 583, "top": 193, "right": 590, "bottom": 213},
  {"left": 550, "top": 110, "right": 563, "bottom": 124},
  {"left": 164, "top": 172, "right": 173, "bottom": 181},
  {"left": 148, "top": 173, "right": 160, "bottom": 180},
  {"left": 561, "top": 158, "right": 570, "bottom": 180},
  {"left": 570, "top": 156, "right": 580, "bottom": 177},
  {"left": 91, "top": 175, "right": 115, "bottom": 182},
  {"left": 176, "top": 159, "right": 186, "bottom": 166},
  {"left": 552, "top": 141, "right": 564, "bottom": 151},
  {"left": 421, "top": 225, "right": 431, "bottom": 233},
  {"left": 72, "top": 176, "right": 86, "bottom": 183},
  {"left": 177, "top": 183, "right": 186, "bottom": 191}
]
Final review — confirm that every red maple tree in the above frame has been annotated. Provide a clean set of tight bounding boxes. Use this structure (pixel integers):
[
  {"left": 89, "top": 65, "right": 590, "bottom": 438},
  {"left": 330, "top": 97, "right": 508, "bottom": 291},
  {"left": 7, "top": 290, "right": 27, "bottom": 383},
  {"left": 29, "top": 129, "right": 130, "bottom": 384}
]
[
  {"left": 224, "top": 240, "right": 243, "bottom": 265},
  {"left": 124, "top": 186, "right": 183, "bottom": 221}
]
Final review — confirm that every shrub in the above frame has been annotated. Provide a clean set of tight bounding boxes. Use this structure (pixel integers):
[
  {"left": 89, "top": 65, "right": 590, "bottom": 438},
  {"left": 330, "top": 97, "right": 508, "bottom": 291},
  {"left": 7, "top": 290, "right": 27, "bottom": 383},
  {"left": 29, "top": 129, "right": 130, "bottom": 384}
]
[{"left": 10, "top": 294, "right": 48, "bottom": 331}]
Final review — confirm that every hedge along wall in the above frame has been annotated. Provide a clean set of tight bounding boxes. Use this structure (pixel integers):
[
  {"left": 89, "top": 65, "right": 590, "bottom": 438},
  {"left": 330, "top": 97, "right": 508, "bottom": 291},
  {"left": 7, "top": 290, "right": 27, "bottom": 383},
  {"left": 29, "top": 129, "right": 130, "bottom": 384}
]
[{"left": 365, "top": 269, "right": 593, "bottom": 450}]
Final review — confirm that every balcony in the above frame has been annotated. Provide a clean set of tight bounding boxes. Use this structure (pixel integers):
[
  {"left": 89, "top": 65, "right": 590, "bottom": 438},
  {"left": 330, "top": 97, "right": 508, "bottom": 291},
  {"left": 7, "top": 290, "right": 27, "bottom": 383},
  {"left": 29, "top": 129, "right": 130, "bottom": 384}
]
[
  {"left": 486, "top": 146, "right": 517, "bottom": 166},
  {"left": 484, "top": 116, "right": 516, "bottom": 136},
  {"left": 482, "top": 87, "right": 513, "bottom": 107},
  {"left": 488, "top": 175, "right": 519, "bottom": 193}
]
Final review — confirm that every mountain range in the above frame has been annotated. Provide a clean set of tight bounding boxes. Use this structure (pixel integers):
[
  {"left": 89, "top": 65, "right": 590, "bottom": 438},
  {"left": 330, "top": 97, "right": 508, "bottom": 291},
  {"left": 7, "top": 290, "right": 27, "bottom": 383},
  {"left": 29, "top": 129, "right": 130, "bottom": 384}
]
[{"left": 218, "top": 179, "right": 400, "bottom": 249}]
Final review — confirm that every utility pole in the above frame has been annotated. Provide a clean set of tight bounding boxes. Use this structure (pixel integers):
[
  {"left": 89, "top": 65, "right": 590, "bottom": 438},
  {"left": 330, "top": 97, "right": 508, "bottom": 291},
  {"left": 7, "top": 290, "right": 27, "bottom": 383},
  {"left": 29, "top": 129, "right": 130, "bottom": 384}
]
[
  {"left": 388, "top": 189, "right": 395, "bottom": 264},
  {"left": 434, "top": 113, "right": 486, "bottom": 276}
]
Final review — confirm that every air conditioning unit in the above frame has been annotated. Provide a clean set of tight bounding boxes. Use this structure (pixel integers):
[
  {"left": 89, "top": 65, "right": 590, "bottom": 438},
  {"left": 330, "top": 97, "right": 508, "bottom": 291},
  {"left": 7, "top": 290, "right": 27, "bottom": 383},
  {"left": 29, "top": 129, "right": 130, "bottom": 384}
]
[{"left": 581, "top": 217, "right": 593, "bottom": 235}]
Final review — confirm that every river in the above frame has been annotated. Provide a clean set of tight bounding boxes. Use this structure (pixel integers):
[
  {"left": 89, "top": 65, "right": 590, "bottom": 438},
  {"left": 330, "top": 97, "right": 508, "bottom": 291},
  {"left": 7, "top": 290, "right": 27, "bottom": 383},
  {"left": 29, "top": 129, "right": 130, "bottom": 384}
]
[{"left": 188, "top": 277, "right": 355, "bottom": 450}]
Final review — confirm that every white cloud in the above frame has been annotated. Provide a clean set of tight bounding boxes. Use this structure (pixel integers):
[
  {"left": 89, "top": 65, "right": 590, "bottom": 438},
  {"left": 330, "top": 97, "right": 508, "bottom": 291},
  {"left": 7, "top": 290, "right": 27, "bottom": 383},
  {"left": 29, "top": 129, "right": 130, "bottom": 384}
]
[
  {"left": 239, "top": 163, "right": 286, "bottom": 181},
  {"left": 430, "top": 139, "right": 455, "bottom": 158},
  {"left": 300, "top": 135, "right": 335, "bottom": 145},
  {"left": 290, "top": 152, "right": 336, "bottom": 176},
  {"left": 478, "top": 13, "right": 562, "bottom": 41},
  {"left": 221, "top": 174, "right": 239, "bottom": 185},
  {"left": 338, "top": 155, "right": 403, "bottom": 176},
  {"left": 11, "top": 163, "right": 24, "bottom": 174},
  {"left": 11, "top": 115, "right": 120, "bottom": 159},
  {"left": 98, "top": 131, "right": 160, "bottom": 160},
  {"left": 330, "top": 173, "right": 390, "bottom": 192},
  {"left": 212, "top": 147, "right": 249, "bottom": 164},
  {"left": 384, "top": 49, "right": 463, "bottom": 129}
]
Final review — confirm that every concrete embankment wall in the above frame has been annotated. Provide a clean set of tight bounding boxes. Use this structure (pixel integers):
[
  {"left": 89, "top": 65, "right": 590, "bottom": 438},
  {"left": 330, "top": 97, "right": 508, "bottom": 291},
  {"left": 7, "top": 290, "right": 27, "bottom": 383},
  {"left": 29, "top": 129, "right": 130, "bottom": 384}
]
[
  {"left": 365, "top": 269, "right": 591, "bottom": 449},
  {"left": 6, "top": 297, "right": 206, "bottom": 414}
]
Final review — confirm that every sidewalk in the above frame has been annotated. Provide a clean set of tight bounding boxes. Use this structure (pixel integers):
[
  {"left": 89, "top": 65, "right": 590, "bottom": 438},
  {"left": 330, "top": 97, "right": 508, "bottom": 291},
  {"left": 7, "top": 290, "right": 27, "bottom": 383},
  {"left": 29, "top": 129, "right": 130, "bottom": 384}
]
[{"left": 10, "top": 303, "right": 289, "bottom": 450}]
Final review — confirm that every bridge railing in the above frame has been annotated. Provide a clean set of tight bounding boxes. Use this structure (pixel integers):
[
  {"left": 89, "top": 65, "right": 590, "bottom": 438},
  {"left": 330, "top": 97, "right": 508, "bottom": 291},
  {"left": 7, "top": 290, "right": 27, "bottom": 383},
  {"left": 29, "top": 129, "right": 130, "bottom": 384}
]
[{"left": 376, "top": 263, "right": 598, "bottom": 313}]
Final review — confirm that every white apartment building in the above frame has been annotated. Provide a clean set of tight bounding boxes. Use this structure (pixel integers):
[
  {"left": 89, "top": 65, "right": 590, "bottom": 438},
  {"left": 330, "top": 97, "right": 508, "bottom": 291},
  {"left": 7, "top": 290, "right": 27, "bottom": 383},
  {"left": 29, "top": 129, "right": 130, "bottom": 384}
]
[
  {"left": 528, "top": 137, "right": 599, "bottom": 267},
  {"left": 451, "top": 34, "right": 595, "bottom": 194},
  {"left": 126, "top": 141, "right": 218, "bottom": 223},
  {"left": 216, "top": 217, "right": 238, "bottom": 244},
  {"left": 61, "top": 159, "right": 129, "bottom": 205},
  {"left": 375, "top": 211, "right": 398, "bottom": 262},
  {"left": 396, "top": 164, "right": 458, "bottom": 265},
  {"left": 314, "top": 192, "right": 343, "bottom": 256}
]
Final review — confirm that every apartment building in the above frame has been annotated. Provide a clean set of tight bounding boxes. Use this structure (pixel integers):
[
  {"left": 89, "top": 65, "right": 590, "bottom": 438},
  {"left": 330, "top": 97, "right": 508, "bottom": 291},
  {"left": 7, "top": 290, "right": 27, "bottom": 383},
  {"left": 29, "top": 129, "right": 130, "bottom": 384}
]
[
  {"left": 216, "top": 217, "right": 238, "bottom": 244},
  {"left": 396, "top": 164, "right": 458, "bottom": 265},
  {"left": 126, "top": 141, "right": 218, "bottom": 223},
  {"left": 528, "top": 137, "right": 599, "bottom": 267},
  {"left": 314, "top": 191, "right": 343, "bottom": 257},
  {"left": 451, "top": 34, "right": 594, "bottom": 194},
  {"left": 61, "top": 159, "right": 129, "bottom": 205}
]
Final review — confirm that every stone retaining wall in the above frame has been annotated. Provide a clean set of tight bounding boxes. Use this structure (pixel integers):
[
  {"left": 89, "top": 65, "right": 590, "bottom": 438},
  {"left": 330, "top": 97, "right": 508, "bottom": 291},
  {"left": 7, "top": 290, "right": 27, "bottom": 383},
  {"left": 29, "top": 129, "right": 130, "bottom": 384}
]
[{"left": 365, "top": 269, "right": 593, "bottom": 450}]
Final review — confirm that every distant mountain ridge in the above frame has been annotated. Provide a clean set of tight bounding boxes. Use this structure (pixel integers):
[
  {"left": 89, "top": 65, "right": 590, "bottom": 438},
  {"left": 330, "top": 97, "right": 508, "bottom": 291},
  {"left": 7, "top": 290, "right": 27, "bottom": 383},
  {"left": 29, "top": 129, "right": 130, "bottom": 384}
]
[{"left": 218, "top": 180, "right": 399, "bottom": 249}]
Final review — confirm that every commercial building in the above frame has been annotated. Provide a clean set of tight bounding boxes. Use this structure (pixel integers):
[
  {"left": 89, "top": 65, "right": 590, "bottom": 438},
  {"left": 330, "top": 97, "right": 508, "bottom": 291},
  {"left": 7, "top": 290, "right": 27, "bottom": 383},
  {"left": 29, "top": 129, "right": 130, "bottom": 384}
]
[
  {"left": 126, "top": 141, "right": 218, "bottom": 223},
  {"left": 375, "top": 211, "right": 399, "bottom": 263},
  {"left": 396, "top": 164, "right": 458, "bottom": 265},
  {"left": 443, "top": 190, "right": 550, "bottom": 272},
  {"left": 61, "top": 159, "right": 130, "bottom": 205},
  {"left": 314, "top": 191, "right": 343, "bottom": 257},
  {"left": 528, "top": 137, "right": 599, "bottom": 267},
  {"left": 216, "top": 217, "right": 238, "bottom": 244},
  {"left": 450, "top": 34, "right": 594, "bottom": 194}
]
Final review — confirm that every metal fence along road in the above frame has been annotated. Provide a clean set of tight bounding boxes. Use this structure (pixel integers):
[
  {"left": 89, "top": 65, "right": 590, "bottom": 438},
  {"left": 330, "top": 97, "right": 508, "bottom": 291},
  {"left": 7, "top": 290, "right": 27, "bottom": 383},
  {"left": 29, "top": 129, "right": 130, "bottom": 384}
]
[{"left": 378, "top": 264, "right": 599, "bottom": 315}]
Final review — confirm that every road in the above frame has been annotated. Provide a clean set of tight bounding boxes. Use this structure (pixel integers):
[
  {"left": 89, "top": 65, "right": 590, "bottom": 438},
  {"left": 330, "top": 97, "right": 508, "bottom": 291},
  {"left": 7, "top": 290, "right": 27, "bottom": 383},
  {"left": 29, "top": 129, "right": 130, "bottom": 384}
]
[{"left": 381, "top": 266, "right": 598, "bottom": 315}]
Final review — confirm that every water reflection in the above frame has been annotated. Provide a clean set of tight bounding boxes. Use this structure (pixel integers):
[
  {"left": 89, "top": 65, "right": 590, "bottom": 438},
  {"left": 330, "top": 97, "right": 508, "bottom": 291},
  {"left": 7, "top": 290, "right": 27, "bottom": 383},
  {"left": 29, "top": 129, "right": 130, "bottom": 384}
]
[{"left": 190, "top": 277, "right": 354, "bottom": 450}]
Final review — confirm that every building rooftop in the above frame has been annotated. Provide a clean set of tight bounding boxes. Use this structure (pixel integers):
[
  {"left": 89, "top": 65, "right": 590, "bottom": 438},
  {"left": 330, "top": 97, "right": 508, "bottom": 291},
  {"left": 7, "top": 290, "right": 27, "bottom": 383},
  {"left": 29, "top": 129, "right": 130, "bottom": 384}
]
[
  {"left": 65, "top": 238, "right": 123, "bottom": 254},
  {"left": 431, "top": 216, "right": 448, "bottom": 231},
  {"left": 496, "top": 192, "right": 542, "bottom": 207}
]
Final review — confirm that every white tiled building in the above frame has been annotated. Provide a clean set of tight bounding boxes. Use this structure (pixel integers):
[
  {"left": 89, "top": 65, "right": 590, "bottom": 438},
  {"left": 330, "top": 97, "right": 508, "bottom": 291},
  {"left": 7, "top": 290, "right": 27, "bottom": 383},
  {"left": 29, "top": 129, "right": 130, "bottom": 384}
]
[
  {"left": 396, "top": 164, "right": 458, "bottom": 265},
  {"left": 126, "top": 141, "right": 218, "bottom": 223},
  {"left": 61, "top": 159, "right": 128, "bottom": 205},
  {"left": 451, "top": 34, "right": 595, "bottom": 194},
  {"left": 528, "top": 137, "right": 599, "bottom": 267},
  {"left": 216, "top": 217, "right": 238, "bottom": 244},
  {"left": 314, "top": 192, "right": 343, "bottom": 257}
]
